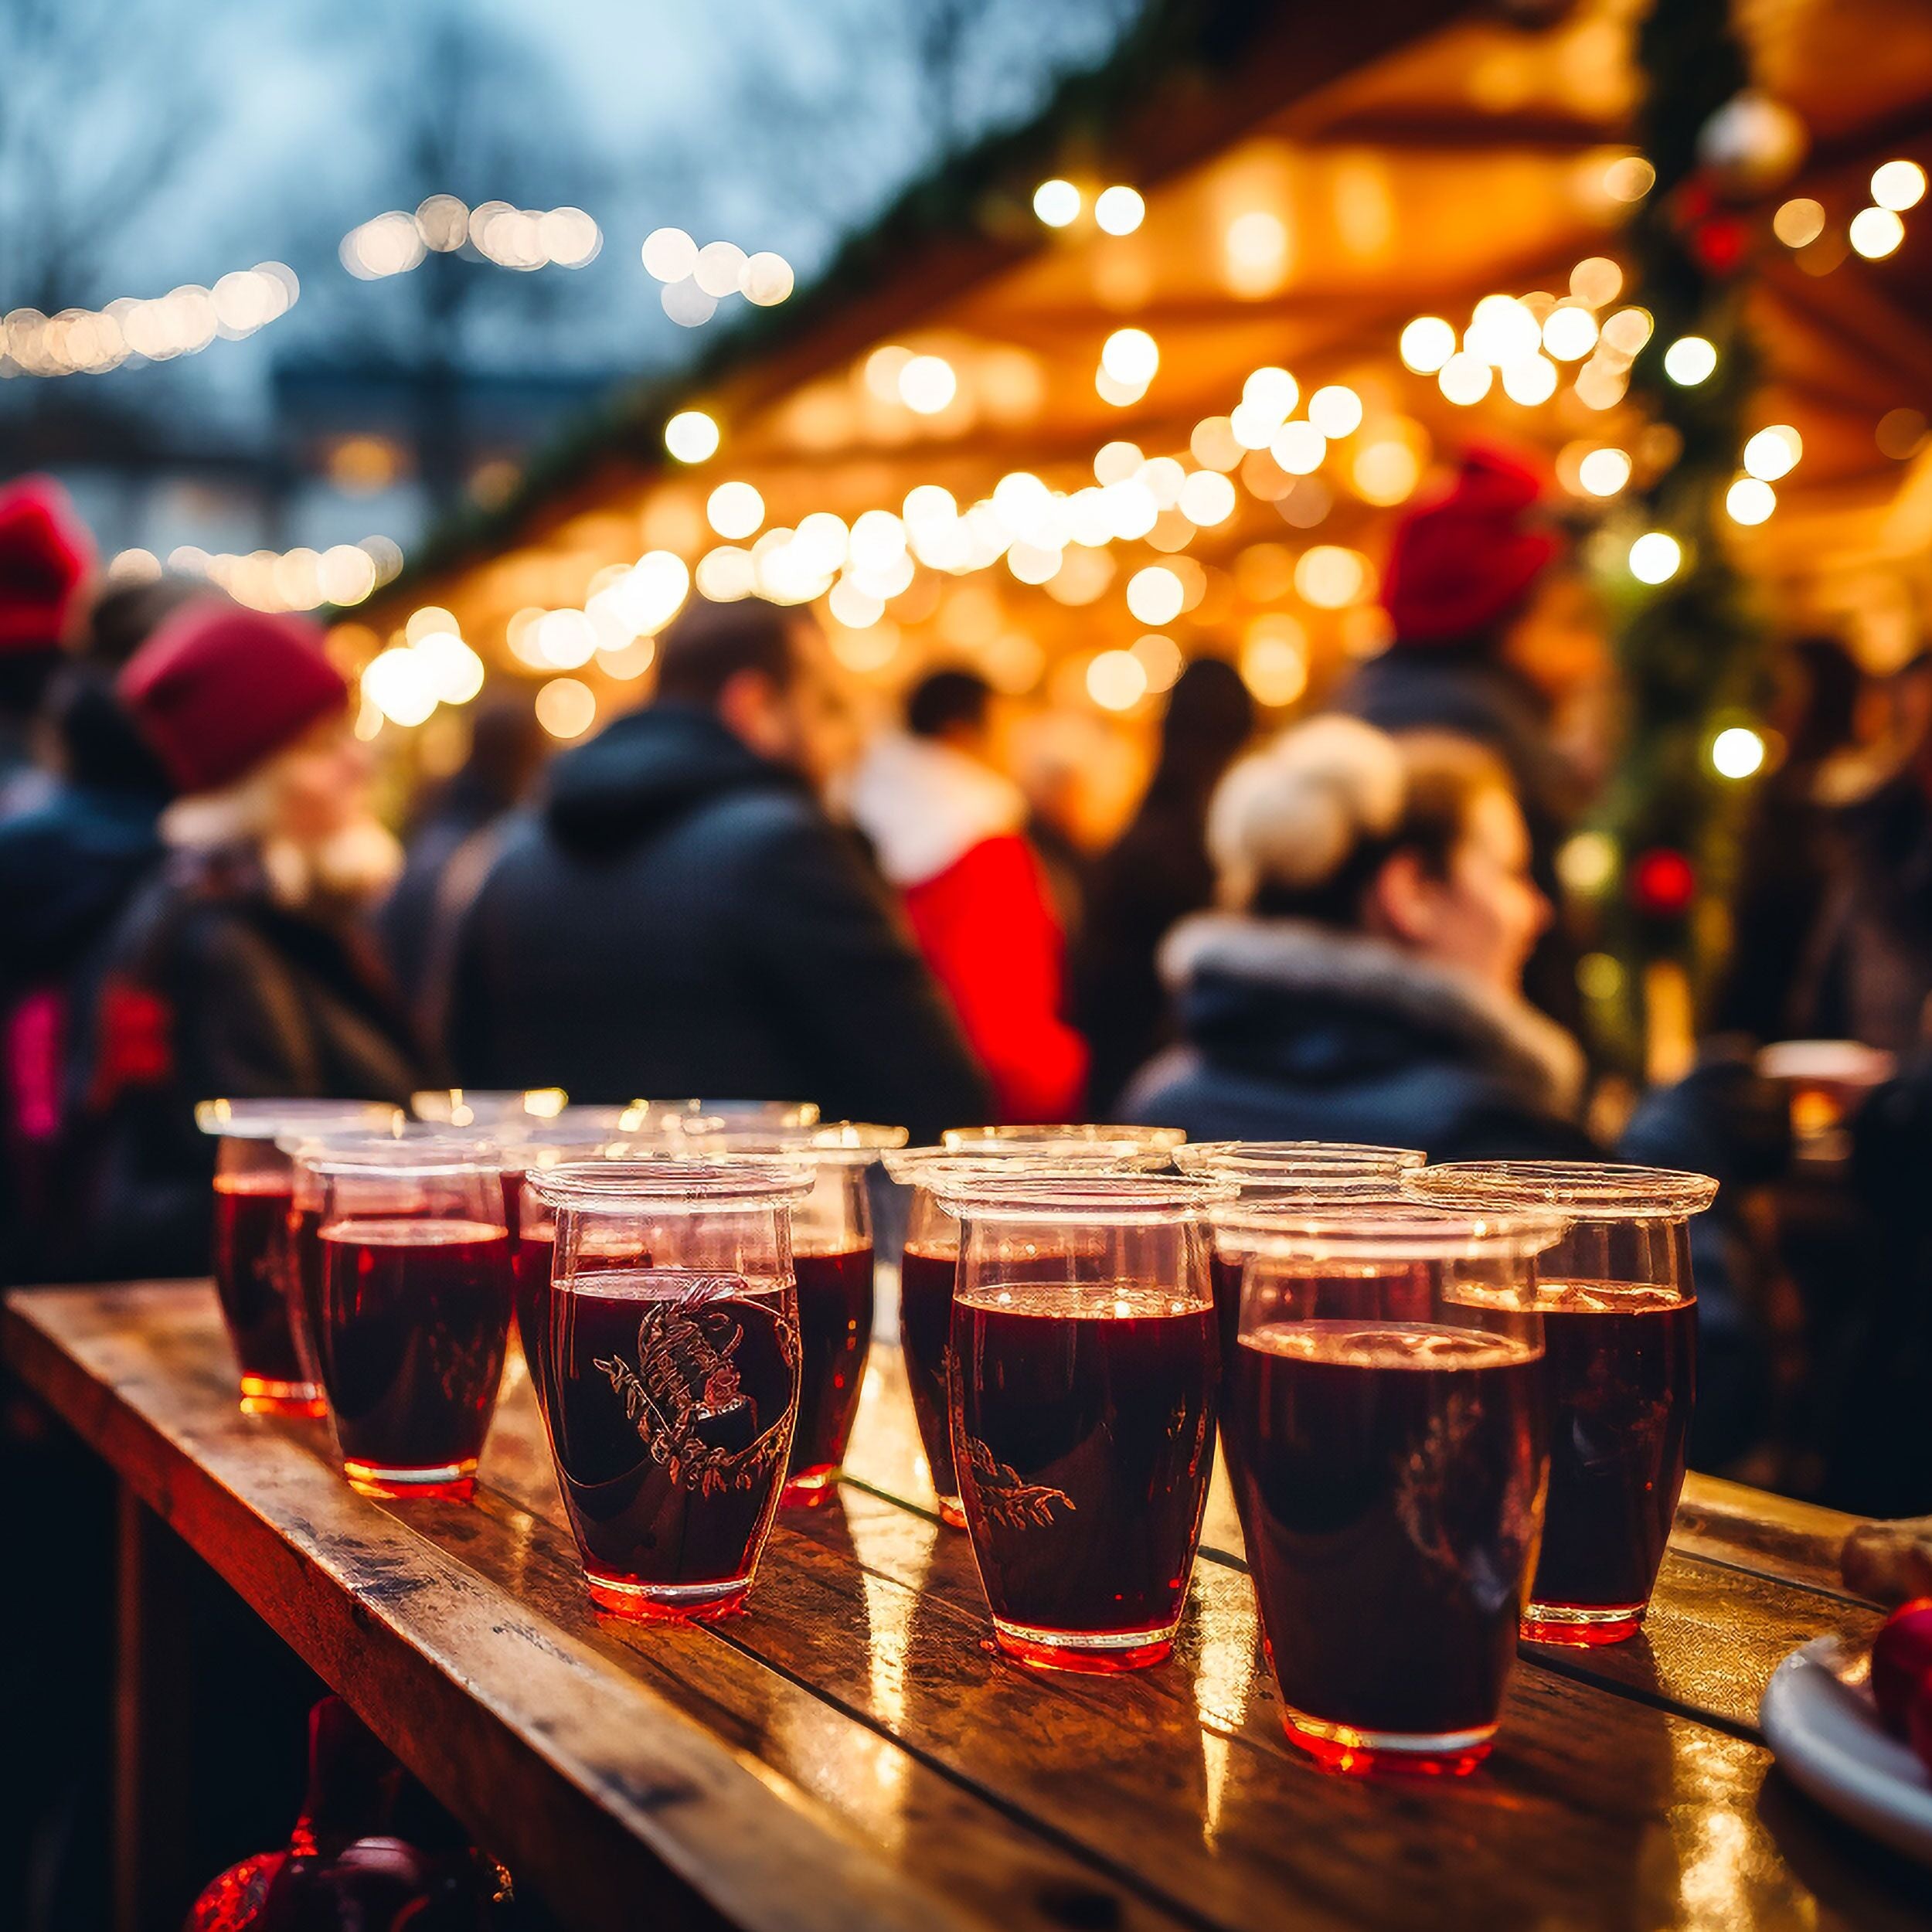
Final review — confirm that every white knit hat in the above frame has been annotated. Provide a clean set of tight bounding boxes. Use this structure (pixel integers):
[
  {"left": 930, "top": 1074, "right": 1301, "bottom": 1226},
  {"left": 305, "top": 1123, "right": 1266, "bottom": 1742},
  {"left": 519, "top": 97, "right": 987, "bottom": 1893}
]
[{"left": 1206, "top": 714, "right": 1406, "bottom": 907}]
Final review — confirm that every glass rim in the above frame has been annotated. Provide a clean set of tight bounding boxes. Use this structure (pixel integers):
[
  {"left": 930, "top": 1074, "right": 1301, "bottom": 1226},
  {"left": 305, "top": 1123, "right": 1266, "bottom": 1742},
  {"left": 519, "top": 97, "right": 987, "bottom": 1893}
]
[
  {"left": 926, "top": 1170, "right": 1239, "bottom": 1222},
  {"left": 277, "top": 1119, "right": 495, "bottom": 1158},
  {"left": 410, "top": 1087, "right": 569, "bottom": 1124},
  {"left": 881, "top": 1144, "right": 1170, "bottom": 1185},
  {"left": 303, "top": 1134, "right": 508, "bottom": 1179},
  {"left": 529, "top": 1155, "right": 815, "bottom": 1209},
  {"left": 670, "top": 1121, "right": 908, "bottom": 1165},
  {"left": 1174, "top": 1140, "right": 1427, "bottom": 1175},
  {"left": 1209, "top": 1200, "right": 1569, "bottom": 1260},
  {"left": 940, "top": 1122, "right": 1188, "bottom": 1151},
  {"left": 627, "top": 1097, "right": 821, "bottom": 1127},
  {"left": 1402, "top": 1160, "right": 1719, "bottom": 1219},
  {"left": 1199, "top": 1172, "right": 1418, "bottom": 1206},
  {"left": 196, "top": 1098, "right": 403, "bottom": 1141}
]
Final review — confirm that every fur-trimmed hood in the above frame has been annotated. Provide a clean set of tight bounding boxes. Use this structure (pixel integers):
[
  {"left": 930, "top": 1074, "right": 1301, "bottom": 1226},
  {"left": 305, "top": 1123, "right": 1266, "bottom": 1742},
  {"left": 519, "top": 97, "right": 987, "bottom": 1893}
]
[{"left": 1159, "top": 913, "right": 1586, "bottom": 1118}]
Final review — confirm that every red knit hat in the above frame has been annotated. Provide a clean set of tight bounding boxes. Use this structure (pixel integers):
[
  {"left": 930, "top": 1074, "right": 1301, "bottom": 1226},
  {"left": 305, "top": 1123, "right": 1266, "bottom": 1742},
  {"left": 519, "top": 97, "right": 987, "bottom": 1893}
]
[
  {"left": 0, "top": 475, "right": 95, "bottom": 655},
  {"left": 118, "top": 603, "right": 349, "bottom": 794},
  {"left": 1379, "top": 447, "right": 1562, "bottom": 647}
]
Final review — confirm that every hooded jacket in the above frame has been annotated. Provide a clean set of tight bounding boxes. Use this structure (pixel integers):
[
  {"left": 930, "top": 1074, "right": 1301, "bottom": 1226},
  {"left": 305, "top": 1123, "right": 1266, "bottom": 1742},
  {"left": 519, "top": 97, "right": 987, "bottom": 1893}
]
[
  {"left": 444, "top": 704, "right": 992, "bottom": 1141},
  {"left": 1123, "top": 913, "right": 1592, "bottom": 1158}
]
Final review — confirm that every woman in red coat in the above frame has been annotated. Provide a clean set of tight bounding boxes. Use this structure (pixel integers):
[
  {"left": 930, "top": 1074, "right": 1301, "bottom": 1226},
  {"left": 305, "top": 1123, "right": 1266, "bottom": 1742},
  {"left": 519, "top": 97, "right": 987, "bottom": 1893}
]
[{"left": 848, "top": 671, "right": 1087, "bottom": 1121}]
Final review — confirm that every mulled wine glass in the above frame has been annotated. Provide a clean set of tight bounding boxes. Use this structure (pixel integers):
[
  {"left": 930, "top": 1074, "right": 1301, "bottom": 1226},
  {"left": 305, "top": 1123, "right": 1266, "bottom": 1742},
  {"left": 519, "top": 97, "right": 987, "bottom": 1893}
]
[
  {"left": 1218, "top": 1202, "right": 1563, "bottom": 1774},
  {"left": 882, "top": 1141, "right": 1171, "bottom": 1528},
  {"left": 309, "top": 1141, "right": 515, "bottom": 1499},
  {"left": 940, "top": 1122, "right": 1187, "bottom": 1153},
  {"left": 1403, "top": 1161, "right": 1718, "bottom": 1645},
  {"left": 928, "top": 1170, "right": 1235, "bottom": 1672},
  {"left": 526, "top": 1158, "right": 815, "bottom": 1619},
  {"left": 410, "top": 1087, "right": 567, "bottom": 1128},
  {"left": 682, "top": 1123, "right": 906, "bottom": 1502},
  {"left": 195, "top": 1099, "right": 403, "bottom": 1415}
]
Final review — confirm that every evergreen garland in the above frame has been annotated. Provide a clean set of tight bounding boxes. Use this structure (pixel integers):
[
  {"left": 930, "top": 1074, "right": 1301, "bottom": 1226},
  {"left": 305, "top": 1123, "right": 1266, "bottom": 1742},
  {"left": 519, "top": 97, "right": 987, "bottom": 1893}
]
[{"left": 1581, "top": 0, "right": 1771, "bottom": 1070}]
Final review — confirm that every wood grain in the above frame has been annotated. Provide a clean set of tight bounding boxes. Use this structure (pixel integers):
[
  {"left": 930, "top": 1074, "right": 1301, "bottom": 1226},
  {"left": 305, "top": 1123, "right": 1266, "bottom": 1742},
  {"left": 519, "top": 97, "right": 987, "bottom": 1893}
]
[{"left": 9, "top": 1281, "right": 1932, "bottom": 1932}]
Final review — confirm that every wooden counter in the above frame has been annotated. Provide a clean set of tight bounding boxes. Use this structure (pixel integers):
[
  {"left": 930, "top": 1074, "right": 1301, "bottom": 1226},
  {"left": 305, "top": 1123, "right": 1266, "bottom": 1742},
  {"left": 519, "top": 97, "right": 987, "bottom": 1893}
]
[{"left": 8, "top": 1279, "right": 1930, "bottom": 1931}]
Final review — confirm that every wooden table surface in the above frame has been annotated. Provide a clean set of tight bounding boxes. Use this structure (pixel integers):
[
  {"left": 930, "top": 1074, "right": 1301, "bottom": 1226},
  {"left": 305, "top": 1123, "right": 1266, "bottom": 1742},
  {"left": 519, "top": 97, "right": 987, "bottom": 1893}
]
[{"left": 8, "top": 1277, "right": 1932, "bottom": 1932}]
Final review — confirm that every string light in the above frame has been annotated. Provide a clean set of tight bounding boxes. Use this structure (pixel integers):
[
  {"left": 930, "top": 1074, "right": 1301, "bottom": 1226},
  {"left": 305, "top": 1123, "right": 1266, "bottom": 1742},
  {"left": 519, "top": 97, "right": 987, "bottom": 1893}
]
[
  {"left": 155, "top": 536, "right": 397, "bottom": 612},
  {"left": 1577, "top": 447, "right": 1632, "bottom": 496},
  {"left": 1100, "top": 328, "right": 1158, "bottom": 387},
  {"left": 898, "top": 354, "right": 957, "bottom": 414},
  {"left": 1662, "top": 335, "right": 1718, "bottom": 385},
  {"left": 1, "top": 265, "right": 298, "bottom": 378},
  {"left": 1629, "top": 532, "right": 1682, "bottom": 583},
  {"left": 342, "top": 201, "right": 600, "bottom": 277},
  {"left": 706, "top": 481, "right": 765, "bottom": 539},
  {"left": 535, "top": 677, "right": 597, "bottom": 740},
  {"left": 1086, "top": 649, "right": 1148, "bottom": 711},
  {"left": 1773, "top": 199, "right": 1826, "bottom": 247},
  {"left": 1742, "top": 425, "right": 1801, "bottom": 481},
  {"left": 664, "top": 410, "right": 720, "bottom": 462},
  {"left": 1849, "top": 206, "right": 1906, "bottom": 260},
  {"left": 1094, "top": 186, "right": 1145, "bottom": 236},
  {"left": 1872, "top": 161, "right": 1927, "bottom": 212},
  {"left": 1399, "top": 317, "right": 1456, "bottom": 373},
  {"left": 1032, "top": 179, "right": 1082, "bottom": 227},
  {"left": 1725, "top": 477, "right": 1776, "bottom": 525},
  {"left": 641, "top": 226, "right": 795, "bottom": 323},
  {"left": 1306, "top": 385, "right": 1363, "bottom": 437},
  {"left": 1711, "top": 726, "right": 1766, "bottom": 779},
  {"left": 1437, "top": 353, "right": 1492, "bottom": 405}
]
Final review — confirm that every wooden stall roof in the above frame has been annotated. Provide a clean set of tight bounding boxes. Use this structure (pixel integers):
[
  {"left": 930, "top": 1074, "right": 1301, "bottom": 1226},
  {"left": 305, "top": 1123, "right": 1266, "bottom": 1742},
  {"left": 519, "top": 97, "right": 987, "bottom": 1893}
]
[{"left": 358, "top": 0, "right": 1932, "bottom": 719}]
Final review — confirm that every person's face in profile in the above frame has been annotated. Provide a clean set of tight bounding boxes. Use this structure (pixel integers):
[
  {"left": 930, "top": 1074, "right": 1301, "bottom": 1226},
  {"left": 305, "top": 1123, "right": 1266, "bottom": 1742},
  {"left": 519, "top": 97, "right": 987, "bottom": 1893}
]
[{"left": 723, "top": 623, "right": 858, "bottom": 794}]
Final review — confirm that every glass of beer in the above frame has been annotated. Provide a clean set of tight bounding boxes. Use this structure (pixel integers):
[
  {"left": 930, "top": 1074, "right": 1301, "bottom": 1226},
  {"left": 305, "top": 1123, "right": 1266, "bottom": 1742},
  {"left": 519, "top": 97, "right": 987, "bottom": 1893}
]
[
  {"left": 526, "top": 1158, "right": 814, "bottom": 1618},
  {"left": 196, "top": 1098, "right": 402, "bottom": 1415},
  {"left": 1219, "top": 1202, "right": 1563, "bottom": 1774},
  {"left": 930, "top": 1170, "right": 1235, "bottom": 1672},
  {"left": 309, "top": 1140, "right": 515, "bottom": 1498},
  {"left": 1403, "top": 1162, "right": 1717, "bottom": 1645}
]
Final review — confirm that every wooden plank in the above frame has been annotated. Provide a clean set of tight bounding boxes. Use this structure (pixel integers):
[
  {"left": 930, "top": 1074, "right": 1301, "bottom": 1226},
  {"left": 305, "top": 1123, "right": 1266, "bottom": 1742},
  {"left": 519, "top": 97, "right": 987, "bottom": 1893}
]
[
  {"left": 1674, "top": 1473, "right": 1871, "bottom": 1600},
  {"left": 3, "top": 1285, "right": 1182, "bottom": 1932}
]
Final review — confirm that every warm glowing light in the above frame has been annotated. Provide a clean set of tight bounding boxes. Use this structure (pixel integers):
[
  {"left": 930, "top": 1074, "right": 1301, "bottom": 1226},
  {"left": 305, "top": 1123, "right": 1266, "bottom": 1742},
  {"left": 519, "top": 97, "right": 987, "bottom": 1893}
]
[
  {"left": 1726, "top": 477, "right": 1776, "bottom": 525},
  {"left": 1872, "top": 161, "right": 1928, "bottom": 213},
  {"left": 1558, "top": 831, "right": 1618, "bottom": 895},
  {"left": 1240, "top": 617, "right": 1308, "bottom": 706},
  {"left": 362, "top": 646, "right": 438, "bottom": 726},
  {"left": 1712, "top": 726, "right": 1766, "bottom": 779},
  {"left": 415, "top": 632, "right": 485, "bottom": 705},
  {"left": 1125, "top": 565, "right": 1185, "bottom": 626},
  {"left": 1094, "top": 186, "right": 1145, "bottom": 235},
  {"left": 1850, "top": 206, "right": 1906, "bottom": 259},
  {"left": 1352, "top": 440, "right": 1420, "bottom": 505},
  {"left": 535, "top": 609, "right": 597, "bottom": 670},
  {"left": 1087, "top": 650, "right": 1148, "bottom": 712},
  {"left": 695, "top": 546, "right": 756, "bottom": 601},
  {"left": 1466, "top": 295, "right": 1542, "bottom": 366},
  {"left": 1604, "top": 156, "right": 1655, "bottom": 202},
  {"left": 1190, "top": 416, "right": 1242, "bottom": 471},
  {"left": 1033, "top": 179, "right": 1081, "bottom": 227},
  {"left": 536, "top": 678, "right": 597, "bottom": 740},
  {"left": 1295, "top": 546, "right": 1368, "bottom": 608},
  {"left": 898, "top": 353, "right": 957, "bottom": 414},
  {"left": 665, "top": 410, "right": 719, "bottom": 462},
  {"left": 405, "top": 606, "right": 458, "bottom": 645},
  {"left": 1307, "top": 385, "right": 1363, "bottom": 438},
  {"left": 1101, "top": 328, "right": 1159, "bottom": 386},
  {"left": 1243, "top": 366, "right": 1298, "bottom": 420},
  {"left": 706, "top": 481, "right": 764, "bottom": 539},
  {"left": 740, "top": 253, "right": 794, "bottom": 305},
  {"left": 1600, "top": 308, "right": 1654, "bottom": 355},
  {"left": 1501, "top": 355, "right": 1558, "bottom": 405},
  {"left": 1629, "top": 532, "right": 1682, "bottom": 583},
  {"left": 1570, "top": 257, "right": 1624, "bottom": 308},
  {"left": 694, "top": 241, "right": 748, "bottom": 298},
  {"left": 1743, "top": 425, "right": 1801, "bottom": 481},
  {"left": 1178, "top": 469, "right": 1236, "bottom": 526},
  {"left": 1131, "top": 633, "right": 1184, "bottom": 693},
  {"left": 662, "top": 281, "right": 716, "bottom": 328},
  {"left": 1577, "top": 447, "right": 1632, "bottom": 496},
  {"left": 1094, "top": 440, "right": 1144, "bottom": 486},
  {"left": 828, "top": 577, "right": 883, "bottom": 629},
  {"left": 1437, "top": 353, "right": 1492, "bottom": 405},
  {"left": 1223, "top": 210, "right": 1289, "bottom": 294},
  {"left": 1542, "top": 305, "right": 1599, "bottom": 361},
  {"left": 1663, "top": 336, "right": 1718, "bottom": 385},
  {"left": 1774, "top": 199, "right": 1825, "bottom": 247},
  {"left": 1270, "top": 422, "right": 1327, "bottom": 474},
  {"left": 1400, "top": 317, "right": 1455, "bottom": 373}
]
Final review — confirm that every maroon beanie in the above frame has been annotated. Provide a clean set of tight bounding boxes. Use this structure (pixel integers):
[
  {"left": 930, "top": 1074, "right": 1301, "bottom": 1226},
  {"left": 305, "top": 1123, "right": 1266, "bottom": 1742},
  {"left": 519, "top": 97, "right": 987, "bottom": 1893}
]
[
  {"left": 118, "top": 603, "right": 349, "bottom": 794},
  {"left": 0, "top": 475, "right": 95, "bottom": 655},
  {"left": 1379, "top": 447, "right": 1562, "bottom": 647}
]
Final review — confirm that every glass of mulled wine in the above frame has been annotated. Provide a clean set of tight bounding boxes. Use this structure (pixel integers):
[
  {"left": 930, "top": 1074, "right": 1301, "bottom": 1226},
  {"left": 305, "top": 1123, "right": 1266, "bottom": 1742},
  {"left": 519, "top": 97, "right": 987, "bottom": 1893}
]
[
  {"left": 1403, "top": 1161, "right": 1718, "bottom": 1647},
  {"left": 308, "top": 1141, "right": 515, "bottom": 1499},
  {"left": 1218, "top": 1202, "right": 1563, "bottom": 1775},
  {"left": 525, "top": 1158, "right": 814, "bottom": 1618},
  {"left": 928, "top": 1170, "right": 1235, "bottom": 1672},
  {"left": 196, "top": 1099, "right": 403, "bottom": 1415},
  {"left": 883, "top": 1141, "right": 1171, "bottom": 1528},
  {"left": 682, "top": 1124, "right": 906, "bottom": 1503}
]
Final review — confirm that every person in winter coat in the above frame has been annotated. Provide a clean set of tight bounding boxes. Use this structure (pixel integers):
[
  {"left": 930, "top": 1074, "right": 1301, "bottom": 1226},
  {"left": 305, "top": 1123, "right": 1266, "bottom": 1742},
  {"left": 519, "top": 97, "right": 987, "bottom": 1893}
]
[
  {"left": 1076, "top": 655, "right": 1253, "bottom": 1109},
  {"left": 846, "top": 668, "right": 1086, "bottom": 1122},
  {"left": 1124, "top": 716, "right": 1590, "bottom": 1158},
  {"left": 73, "top": 604, "right": 424, "bottom": 1279},
  {"left": 0, "top": 475, "right": 95, "bottom": 818},
  {"left": 444, "top": 597, "right": 991, "bottom": 1141}
]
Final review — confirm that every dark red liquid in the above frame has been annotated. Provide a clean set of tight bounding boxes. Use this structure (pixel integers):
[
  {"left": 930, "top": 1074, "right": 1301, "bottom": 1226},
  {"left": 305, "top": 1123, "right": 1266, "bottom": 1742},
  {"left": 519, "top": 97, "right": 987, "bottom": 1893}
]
[
  {"left": 899, "top": 1244, "right": 961, "bottom": 1506},
  {"left": 526, "top": 1270, "right": 799, "bottom": 1610},
  {"left": 316, "top": 1219, "right": 512, "bottom": 1484},
  {"left": 1231, "top": 1321, "right": 1545, "bottom": 1755},
  {"left": 1209, "top": 1253, "right": 1433, "bottom": 1366},
  {"left": 212, "top": 1177, "right": 308, "bottom": 1393},
  {"left": 512, "top": 1226, "right": 556, "bottom": 1360},
  {"left": 290, "top": 1202, "right": 325, "bottom": 1379},
  {"left": 1532, "top": 1283, "right": 1696, "bottom": 1617},
  {"left": 951, "top": 1281, "right": 1217, "bottom": 1659},
  {"left": 784, "top": 1245, "right": 873, "bottom": 1490}
]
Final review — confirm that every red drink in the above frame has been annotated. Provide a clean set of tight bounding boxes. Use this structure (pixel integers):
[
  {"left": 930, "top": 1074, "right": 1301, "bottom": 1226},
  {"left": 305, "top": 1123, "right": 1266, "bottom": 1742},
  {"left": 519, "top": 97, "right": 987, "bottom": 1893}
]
[
  {"left": 951, "top": 1281, "right": 1217, "bottom": 1670},
  {"left": 315, "top": 1218, "right": 513, "bottom": 1498},
  {"left": 898, "top": 1243, "right": 963, "bottom": 1523},
  {"left": 1231, "top": 1321, "right": 1546, "bottom": 1774},
  {"left": 781, "top": 1243, "right": 873, "bottom": 1500},
  {"left": 213, "top": 1175, "right": 321, "bottom": 1416},
  {"left": 526, "top": 1270, "right": 799, "bottom": 1617},
  {"left": 1524, "top": 1283, "right": 1696, "bottom": 1643}
]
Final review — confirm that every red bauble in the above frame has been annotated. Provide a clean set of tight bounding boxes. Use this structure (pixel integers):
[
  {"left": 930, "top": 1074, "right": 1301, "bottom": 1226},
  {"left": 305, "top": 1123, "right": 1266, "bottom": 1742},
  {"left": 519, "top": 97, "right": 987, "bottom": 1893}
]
[
  {"left": 1630, "top": 847, "right": 1697, "bottom": 917},
  {"left": 1872, "top": 1600, "right": 1932, "bottom": 1737}
]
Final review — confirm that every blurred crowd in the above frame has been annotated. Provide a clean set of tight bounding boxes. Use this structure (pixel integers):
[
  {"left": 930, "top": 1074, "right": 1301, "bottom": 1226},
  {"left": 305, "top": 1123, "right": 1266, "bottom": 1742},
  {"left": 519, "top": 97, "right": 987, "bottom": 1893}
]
[{"left": 8, "top": 454, "right": 1932, "bottom": 1508}]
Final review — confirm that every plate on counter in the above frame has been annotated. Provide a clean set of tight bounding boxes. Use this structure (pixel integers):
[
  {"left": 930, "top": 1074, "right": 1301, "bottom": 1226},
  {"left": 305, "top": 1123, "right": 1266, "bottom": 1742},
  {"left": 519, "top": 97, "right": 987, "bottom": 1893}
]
[{"left": 1761, "top": 1634, "right": 1932, "bottom": 1865}]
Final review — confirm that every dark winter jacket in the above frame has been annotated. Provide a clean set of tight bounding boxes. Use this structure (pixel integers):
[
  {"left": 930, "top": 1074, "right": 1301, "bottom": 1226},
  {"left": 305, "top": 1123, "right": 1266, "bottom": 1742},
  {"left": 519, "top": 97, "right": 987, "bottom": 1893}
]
[
  {"left": 1124, "top": 914, "right": 1592, "bottom": 1158},
  {"left": 445, "top": 704, "right": 992, "bottom": 1141},
  {"left": 70, "top": 847, "right": 425, "bottom": 1280}
]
